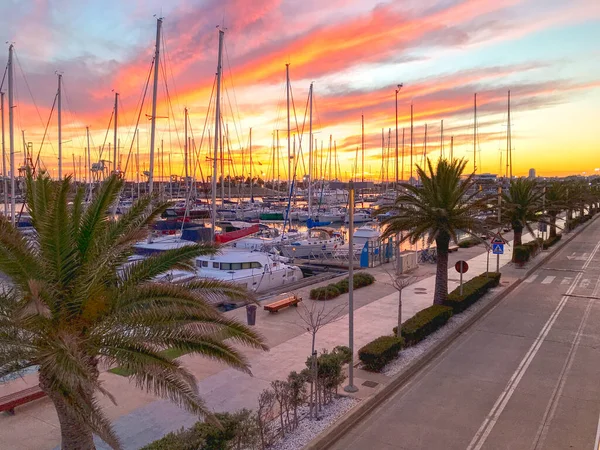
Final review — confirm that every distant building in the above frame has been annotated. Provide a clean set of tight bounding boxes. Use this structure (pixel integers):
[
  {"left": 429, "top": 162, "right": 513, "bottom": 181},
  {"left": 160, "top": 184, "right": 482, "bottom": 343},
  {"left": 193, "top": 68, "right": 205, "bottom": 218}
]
[{"left": 528, "top": 168, "right": 536, "bottom": 179}]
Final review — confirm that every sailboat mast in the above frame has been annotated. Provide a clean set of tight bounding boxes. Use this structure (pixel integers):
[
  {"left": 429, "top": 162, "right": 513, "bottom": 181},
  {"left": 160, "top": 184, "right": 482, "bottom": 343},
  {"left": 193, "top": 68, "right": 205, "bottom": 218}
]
[
  {"left": 381, "top": 128, "right": 385, "bottom": 185},
  {"left": 1, "top": 92, "right": 7, "bottom": 216},
  {"left": 86, "top": 126, "right": 91, "bottom": 194},
  {"left": 286, "top": 64, "right": 291, "bottom": 195},
  {"left": 135, "top": 130, "right": 140, "bottom": 197},
  {"left": 508, "top": 90, "right": 512, "bottom": 179},
  {"left": 334, "top": 140, "right": 338, "bottom": 181},
  {"left": 410, "top": 103, "right": 413, "bottom": 185},
  {"left": 57, "top": 73, "right": 62, "bottom": 179},
  {"left": 148, "top": 18, "right": 162, "bottom": 194},
  {"left": 474, "top": 93, "right": 477, "bottom": 173},
  {"left": 361, "top": 114, "right": 364, "bottom": 182},
  {"left": 423, "top": 123, "right": 427, "bottom": 166},
  {"left": 401, "top": 128, "right": 405, "bottom": 182},
  {"left": 72, "top": 153, "right": 76, "bottom": 182},
  {"left": 211, "top": 29, "right": 224, "bottom": 240},
  {"left": 249, "top": 127, "right": 253, "bottom": 200},
  {"left": 114, "top": 91, "right": 119, "bottom": 175},
  {"left": 308, "top": 82, "right": 313, "bottom": 217},
  {"left": 440, "top": 119, "right": 444, "bottom": 159},
  {"left": 450, "top": 136, "right": 454, "bottom": 160},
  {"left": 8, "top": 45, "right": 15, "bottom": 225},
  {"left": 184, "top": 107, "right": 188, "bottom": 193}
]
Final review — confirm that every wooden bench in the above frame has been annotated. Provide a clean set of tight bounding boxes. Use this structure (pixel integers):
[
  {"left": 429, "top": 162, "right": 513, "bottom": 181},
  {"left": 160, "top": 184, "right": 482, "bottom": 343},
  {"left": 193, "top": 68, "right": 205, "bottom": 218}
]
[
  {"left": 0, "top": 385, "right": 46, "bottom": 415},
  {"left": 448, "top": 245, "right": 459, "bottom": 253},
  {"left": 264, "top": 295, "right": 302, "bottom": 313}
]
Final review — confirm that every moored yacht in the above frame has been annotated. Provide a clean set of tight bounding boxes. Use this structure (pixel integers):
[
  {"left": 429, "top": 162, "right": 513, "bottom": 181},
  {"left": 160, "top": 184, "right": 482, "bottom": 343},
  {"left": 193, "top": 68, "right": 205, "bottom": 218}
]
[
  {"left": 279, "top": 227, "right": 344, "bottom": 258},
  {"left": 195, "top": 248, "right": 303, "bottom": 293}
]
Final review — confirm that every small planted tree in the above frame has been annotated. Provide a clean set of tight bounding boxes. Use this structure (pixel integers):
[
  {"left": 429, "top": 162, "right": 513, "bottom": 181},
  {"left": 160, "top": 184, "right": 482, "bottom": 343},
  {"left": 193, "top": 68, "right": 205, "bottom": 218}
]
[{"left": 295, "top": 301, "right": 346, "bottom": 418}]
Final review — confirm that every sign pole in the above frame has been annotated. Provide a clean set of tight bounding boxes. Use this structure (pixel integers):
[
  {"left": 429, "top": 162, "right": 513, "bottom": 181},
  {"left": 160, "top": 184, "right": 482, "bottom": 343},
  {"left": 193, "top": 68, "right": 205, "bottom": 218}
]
[
  {"left": 460, "top": 269, "right": 463, "bottom": 295},
  {"left": 496, "top": 253, "right": 500, "bottom": 273},
  {"left": 486, "top": 250, "right": 489, "bottom": 277}
]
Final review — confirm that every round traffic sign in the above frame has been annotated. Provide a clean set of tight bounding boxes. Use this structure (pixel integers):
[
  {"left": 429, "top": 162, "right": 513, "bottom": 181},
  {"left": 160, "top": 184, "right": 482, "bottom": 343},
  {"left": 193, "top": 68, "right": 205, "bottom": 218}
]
[{"left": 455, "top": 260, "right": 469, "bottom": 273}]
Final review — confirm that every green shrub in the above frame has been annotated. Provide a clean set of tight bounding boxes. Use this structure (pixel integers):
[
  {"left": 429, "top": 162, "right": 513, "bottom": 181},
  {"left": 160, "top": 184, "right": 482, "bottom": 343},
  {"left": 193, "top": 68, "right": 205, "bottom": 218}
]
[
  {"left": 543, "top": 234, "right": 562, "bottom": 249},
  {"left": 398, "top": 305, "right": 453, "bottom": 346},
  {"left": 442, "top": 273, "right": 501, "bottom": 314},
  {"left": 358, "top": 335, "right": 404, "bottom": 372},
  {"left": 333, "top": 345, "right": 352, "bottom": 364},
  {"left": 335, "top": 278, "right": 349, "bottom": 294},
  {"left": 309, "top": 272, "right": 375, "bottom": 300},
  {"left": 141, "top": 411, "right": 253, "bottom": 450},
  {"left": 309, "top": 285, "right": 341, "bottom": 300},
  {"left": 353, "top": 272, "right": 375, "bottom": 288},
  {"left": 513, "top": 245, "right": 531, "bottom": 264},
  {"left": 458, "top": 238, "right": 480, "bottom": 248}
]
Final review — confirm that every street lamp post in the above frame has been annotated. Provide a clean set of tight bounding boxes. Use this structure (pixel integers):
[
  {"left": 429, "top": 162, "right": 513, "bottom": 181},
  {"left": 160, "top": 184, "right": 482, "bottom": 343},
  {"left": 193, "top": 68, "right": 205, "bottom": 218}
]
[
  {"left": 395, "top": 84, "right": 403, "bottom": 186},
  {"left": 344, "top": 180, "right": 358, "bottom": 393}
]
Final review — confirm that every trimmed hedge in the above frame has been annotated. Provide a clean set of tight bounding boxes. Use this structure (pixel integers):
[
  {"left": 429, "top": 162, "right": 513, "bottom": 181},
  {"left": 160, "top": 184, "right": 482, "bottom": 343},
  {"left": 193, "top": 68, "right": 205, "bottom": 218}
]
[
  {"left": 458, "top": 238, "right": 480, "bottom": 248},
  {"left": 543, "top": 234, "right": 562, "bottom": 249},
  {"left": 443, "top": 272, "right": 501, "bottom": 314},
  {"left": 568, "top": 214, "right": 592, "bottom": 230},
  {"left": 310, "top": 272, "right": 375, "bottom": 300},
  {"left": 310, "top": 285, "right": 341, "bottom": 300},
  {"left": 397, "top": 305, "right": 453, "bottom": 347},
  {"left": 513, "top": 245, "right": 531, "bottom": 263},
  {"left": 358, "top": 335, "right": 404, "bottom": 372}
]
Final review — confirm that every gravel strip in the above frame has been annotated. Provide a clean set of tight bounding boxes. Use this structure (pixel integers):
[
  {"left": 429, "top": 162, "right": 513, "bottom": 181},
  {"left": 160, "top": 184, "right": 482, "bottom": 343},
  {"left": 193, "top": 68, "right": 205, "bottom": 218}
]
[
  {"left": 270, "top": 396, "right": 359, "bottom": 450},
  {"left": 382, "top": 287, "right": 502, "bottom": 376}
]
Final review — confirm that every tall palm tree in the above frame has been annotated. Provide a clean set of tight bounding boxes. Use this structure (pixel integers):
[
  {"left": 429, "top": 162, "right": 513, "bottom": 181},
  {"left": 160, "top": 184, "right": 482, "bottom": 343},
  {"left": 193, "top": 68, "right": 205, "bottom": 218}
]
[
  {"left": 544, "top": 182, "right": 567, "bottom": 238},
  {"left": 379, "top": 158, "right": 489, "bottom": 305},
  {"left": 501, "top": 178, "right": 543, "bottom": 251},
  {"left": 0, "top": 173, "right": 266, "bottom": 450}
]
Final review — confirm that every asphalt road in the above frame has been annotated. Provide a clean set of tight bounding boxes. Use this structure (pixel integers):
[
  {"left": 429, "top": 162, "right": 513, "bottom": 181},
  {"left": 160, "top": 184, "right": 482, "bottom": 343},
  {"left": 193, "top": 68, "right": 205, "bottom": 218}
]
[{"left": 331, "top": 220, "right": 600, "bottom": 450}]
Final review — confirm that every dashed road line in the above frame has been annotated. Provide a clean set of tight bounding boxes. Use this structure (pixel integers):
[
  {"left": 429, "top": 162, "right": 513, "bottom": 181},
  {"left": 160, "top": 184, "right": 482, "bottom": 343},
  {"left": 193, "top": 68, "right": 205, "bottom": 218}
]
[
  {"left": 525, "top": 275, "right": 538, "bottom": 283},
  {"left": 531, "top": 298, "right": 594, "bottom": 449},
  {"left": 466, "top": 239, "right": 600, "bottom": 450},
  {"left": 541, "top": 276, "right": 556, "bottom": 284}
]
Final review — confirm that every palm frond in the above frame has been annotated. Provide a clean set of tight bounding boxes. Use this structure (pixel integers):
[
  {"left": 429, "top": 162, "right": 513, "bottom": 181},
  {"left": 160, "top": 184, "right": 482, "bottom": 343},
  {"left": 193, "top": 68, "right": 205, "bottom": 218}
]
[{"left": 76, "top": 174, "right": 122, "bottom": 262}]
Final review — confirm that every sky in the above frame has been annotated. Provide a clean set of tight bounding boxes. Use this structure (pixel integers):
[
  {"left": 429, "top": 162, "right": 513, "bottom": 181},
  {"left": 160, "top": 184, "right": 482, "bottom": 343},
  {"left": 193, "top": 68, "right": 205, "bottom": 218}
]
[{"left": 0, "top": 0, "right": 599, "bottom": 182}]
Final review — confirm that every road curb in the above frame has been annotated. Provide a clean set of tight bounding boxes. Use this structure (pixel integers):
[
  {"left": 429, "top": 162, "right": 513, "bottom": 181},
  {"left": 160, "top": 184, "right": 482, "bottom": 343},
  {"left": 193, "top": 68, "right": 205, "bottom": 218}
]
[{"left": 305, "top": 215, "right": 598, "bottom": 450}]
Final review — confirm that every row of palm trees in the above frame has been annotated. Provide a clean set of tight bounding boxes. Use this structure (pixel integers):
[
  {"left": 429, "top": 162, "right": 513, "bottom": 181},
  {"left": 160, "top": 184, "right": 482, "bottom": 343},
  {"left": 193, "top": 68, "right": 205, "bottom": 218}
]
[
  {"left": 380, "top": 158, "right": 599, "bottom": 306},
  {"left": 1, "top": 166, "right": 597, "bottom": 449}
]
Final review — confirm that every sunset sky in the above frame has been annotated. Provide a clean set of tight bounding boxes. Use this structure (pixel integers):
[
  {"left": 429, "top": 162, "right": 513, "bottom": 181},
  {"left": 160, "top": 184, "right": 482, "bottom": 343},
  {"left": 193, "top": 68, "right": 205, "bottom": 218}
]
[{"left": 0, "top": 0, "right": 599, "bottom": 182}]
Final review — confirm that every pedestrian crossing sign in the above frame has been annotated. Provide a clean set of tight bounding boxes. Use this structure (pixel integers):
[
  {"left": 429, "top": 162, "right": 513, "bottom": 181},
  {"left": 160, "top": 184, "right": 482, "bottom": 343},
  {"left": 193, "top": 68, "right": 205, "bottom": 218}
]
[{"left": 492, "top": 243, "right": 504, "bottom": 255}]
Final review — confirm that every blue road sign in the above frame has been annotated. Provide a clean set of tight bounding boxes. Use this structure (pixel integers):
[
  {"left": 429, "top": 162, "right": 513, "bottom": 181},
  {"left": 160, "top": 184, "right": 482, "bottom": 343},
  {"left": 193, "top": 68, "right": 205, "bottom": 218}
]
[{"left": 492, "top": 243, "right": 504, "bottom": 255}]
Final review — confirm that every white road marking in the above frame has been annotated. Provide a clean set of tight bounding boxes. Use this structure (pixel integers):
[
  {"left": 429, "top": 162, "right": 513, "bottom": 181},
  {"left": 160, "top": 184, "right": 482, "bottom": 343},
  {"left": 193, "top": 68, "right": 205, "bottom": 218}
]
[
  {"left": 525, "top": 275, "right": 538, "bottom": 283},
  {"left": 541, "top": 276, "right": 556, "bottom": 285},
  {"left": 592, "top": 277, "right": 600, "bottom": 298},
  {"left": 580, "top": 279, "right": 591, "bottom": 289},
  {"left": 467, "top": 239, "right": 600, "bottom": 450},
  {"left": 561, "top": 277, "right": 572, "bottom": 285},
  {"left": 531, "top": 298, "right": 594, "bottom": 449}
]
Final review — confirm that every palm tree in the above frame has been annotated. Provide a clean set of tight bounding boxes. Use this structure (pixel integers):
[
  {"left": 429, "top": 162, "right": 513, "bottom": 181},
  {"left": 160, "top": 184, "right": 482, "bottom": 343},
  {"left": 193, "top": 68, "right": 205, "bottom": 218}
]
[
  {"left": 379, "top": 158, "right": 489, "bottom": 305},
  {"left": 501, "top": 178, "right": 543, "bottom": 251},
  {"left": 0, "top": 173, "right": 266, "bottom": 450},
  {"left": 544, "top": 182, "right": 567, "bottom": 238}
]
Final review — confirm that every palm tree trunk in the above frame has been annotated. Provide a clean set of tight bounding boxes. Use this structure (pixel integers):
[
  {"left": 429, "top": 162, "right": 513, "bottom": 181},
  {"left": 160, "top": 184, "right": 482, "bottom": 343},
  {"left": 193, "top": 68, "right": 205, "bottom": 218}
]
[
  {"left": 433, "top": 233, "right": 450, "bottom": 305},
  {"left": 549, "top": 214, "right": 557, "bottom": 238},
  {"left": 513, "top": 226, "right": 523, "bottom": 246},
  {"left": 39, "top": 372, "right": 96, "bottom": 450},
  {"left": 397, "top": 289, "right": 402, "bottom": 335}
]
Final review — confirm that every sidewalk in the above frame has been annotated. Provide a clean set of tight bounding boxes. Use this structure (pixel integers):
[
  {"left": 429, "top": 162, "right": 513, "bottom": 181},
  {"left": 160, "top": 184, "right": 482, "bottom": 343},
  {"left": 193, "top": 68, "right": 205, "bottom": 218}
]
[{"left": 0, "top": 228, "right": 552, "bottom": 450}]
